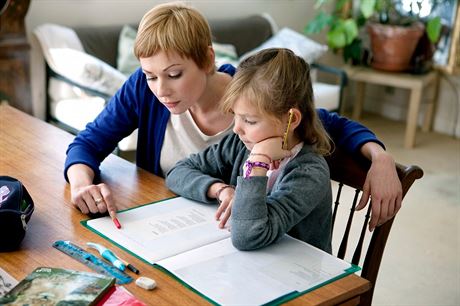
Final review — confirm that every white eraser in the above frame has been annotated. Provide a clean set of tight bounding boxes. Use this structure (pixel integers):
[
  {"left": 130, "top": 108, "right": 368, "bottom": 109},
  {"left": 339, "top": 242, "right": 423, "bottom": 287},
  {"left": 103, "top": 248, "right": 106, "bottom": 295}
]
[{"left": 135, "top": 276, "right": 156, "bottom": 290}]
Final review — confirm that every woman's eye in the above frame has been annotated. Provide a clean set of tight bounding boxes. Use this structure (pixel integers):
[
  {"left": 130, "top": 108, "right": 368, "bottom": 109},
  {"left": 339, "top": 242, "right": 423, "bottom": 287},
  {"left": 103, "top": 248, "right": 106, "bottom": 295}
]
[
  {"left": 146, "top": 76, "right": 157, "bottom": 81},
  {"left": 169, "top": 72, "right": 182, "bottom": 79}
]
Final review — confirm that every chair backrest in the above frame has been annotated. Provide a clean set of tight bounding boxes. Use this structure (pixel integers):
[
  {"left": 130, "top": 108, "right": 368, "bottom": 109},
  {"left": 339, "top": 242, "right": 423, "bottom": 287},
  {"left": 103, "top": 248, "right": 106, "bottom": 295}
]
[{"left": 325, "top": 147, "right": 423, "bottom": 306}]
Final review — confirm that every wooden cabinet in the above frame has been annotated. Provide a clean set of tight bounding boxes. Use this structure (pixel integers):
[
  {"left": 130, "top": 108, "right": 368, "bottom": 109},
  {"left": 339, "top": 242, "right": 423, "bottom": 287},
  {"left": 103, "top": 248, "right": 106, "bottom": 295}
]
[{"left": 0, "top": 0, "right": 32, "bottom": 114}]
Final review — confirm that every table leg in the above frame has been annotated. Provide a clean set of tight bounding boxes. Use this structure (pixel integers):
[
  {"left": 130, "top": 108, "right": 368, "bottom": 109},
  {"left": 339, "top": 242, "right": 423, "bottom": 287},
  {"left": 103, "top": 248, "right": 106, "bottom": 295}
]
[
  {"left": 405, "top": 86, "right": 422, "bottom": 148},
  {"left": 352, "top": 81, "right": 365, "bottom": 120},
  {"left": 422, "top": 71, "right": 440, "bottom": 132}
]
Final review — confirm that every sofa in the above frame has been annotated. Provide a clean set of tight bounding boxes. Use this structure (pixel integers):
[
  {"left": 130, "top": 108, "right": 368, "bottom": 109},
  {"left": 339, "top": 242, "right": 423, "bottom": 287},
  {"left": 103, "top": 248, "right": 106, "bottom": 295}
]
[{"left": 33, "top": 14, "right": 346, "bottom": 154}]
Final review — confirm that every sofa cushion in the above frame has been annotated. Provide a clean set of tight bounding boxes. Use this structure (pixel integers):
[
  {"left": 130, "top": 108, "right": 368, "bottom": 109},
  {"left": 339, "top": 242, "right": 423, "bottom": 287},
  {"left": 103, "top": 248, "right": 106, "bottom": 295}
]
[
  {"left": 115, "top": 24, "right": 240, "bottom": 72},
  {"left": 239, "top": 27, "right": 328, "bottom": 64},
  {"left": 49, "top": 48, "right": 127, "bottom": 97},
  {"left": 117, "top": 25, "right": 140, "bottom": 76},
  {"left": 312, "top": 83, "right": 340, "bottom": 111}
]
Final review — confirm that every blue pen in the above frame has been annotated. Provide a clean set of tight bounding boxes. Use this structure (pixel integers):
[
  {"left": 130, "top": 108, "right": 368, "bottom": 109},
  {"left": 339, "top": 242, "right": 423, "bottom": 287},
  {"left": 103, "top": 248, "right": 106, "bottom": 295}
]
[{"left": 87, "top": 242, "right": 126, "bottom": 271}]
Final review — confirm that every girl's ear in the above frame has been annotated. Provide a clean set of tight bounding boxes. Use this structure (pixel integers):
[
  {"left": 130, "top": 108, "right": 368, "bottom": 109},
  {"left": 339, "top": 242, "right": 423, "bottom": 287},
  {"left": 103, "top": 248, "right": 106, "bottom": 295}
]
[{"left": 288, "top": 108, "right": 302, "bottom": 131}]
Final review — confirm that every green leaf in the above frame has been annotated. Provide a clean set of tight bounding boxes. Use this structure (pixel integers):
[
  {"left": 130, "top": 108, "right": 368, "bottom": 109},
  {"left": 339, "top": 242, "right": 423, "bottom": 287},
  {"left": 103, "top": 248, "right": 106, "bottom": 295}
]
[
  {"left": 427, "top": 16, "right": 442, "bottom": 43},
  {"left": 305, "top": 11, "right": 333, "bottom": 34},
  {"left": 327, "top": 28, "right": 347, "bottom": 49},
  {"left": 342, "top": 19, "right": 359, "bottom": 44},
  {"left": 326, "top": 18, "right": 358, "bottom": 49},
  {"left": 360, "top": 0, "right": 376, "bottom": 18},
  {"left": 335, "top": 0, "right": 351, "bottom": 11},
  {"left": 343, "top": 39, "right": 362, "bottom": 64}
]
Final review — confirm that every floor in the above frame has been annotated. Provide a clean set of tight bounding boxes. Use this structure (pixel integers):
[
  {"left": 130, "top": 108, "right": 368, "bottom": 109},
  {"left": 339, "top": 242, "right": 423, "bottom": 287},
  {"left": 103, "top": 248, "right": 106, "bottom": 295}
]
[{"left": 348, "top": 113, "right": 460, "bottom": 306}]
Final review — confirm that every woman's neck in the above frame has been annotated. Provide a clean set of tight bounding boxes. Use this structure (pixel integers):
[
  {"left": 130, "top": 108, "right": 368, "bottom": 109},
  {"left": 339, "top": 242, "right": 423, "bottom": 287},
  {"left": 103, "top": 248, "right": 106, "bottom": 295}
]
[
  {"left": 188, "top": 71, "right": 233, "bottom": 136},
  {"left": 191, "top": 71, "right": 231, "bottom": 113}
]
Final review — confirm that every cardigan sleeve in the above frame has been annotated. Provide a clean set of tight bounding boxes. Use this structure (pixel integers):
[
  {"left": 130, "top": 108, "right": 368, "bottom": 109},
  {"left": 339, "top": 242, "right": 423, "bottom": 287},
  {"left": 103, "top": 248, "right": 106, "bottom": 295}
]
[
  {"left": 317, "top": 108, "right": 385, "bottom": 153},
  {"left": 64, "top": 69, "right": 143, "bottom": 182}
]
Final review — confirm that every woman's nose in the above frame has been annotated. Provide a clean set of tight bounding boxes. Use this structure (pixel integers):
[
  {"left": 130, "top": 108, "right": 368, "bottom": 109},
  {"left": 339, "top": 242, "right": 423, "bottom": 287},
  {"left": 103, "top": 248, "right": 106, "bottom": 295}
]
[{"left": 156, "top": 79, "right": 170, "bottom": 97}]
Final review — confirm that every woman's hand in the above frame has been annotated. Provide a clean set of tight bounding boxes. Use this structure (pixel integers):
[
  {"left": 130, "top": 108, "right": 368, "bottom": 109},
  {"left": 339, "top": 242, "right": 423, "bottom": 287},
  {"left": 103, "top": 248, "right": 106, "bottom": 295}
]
[
  {"left": 67, "top": 163, "right": 117, "bottom": 216},
  {"left": 70, "top": 183, "right": 116, "bottom": 215},
  {"left": 356, "top": 143, "right": 402, "bottom": 231}
]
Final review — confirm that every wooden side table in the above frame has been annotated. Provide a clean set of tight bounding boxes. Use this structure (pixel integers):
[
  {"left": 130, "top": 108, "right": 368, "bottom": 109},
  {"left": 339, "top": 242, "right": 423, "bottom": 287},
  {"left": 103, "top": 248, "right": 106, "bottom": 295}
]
[
  {"left": 0, "top": 0, "right": 33, "bottom": 115},
  {"left": 344, "top": 65, "right": 439, "bottom": 148}
]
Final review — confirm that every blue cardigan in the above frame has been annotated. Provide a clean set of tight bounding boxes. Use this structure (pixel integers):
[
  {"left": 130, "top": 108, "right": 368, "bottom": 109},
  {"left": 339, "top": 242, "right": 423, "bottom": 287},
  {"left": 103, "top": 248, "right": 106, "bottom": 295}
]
[{"left": 65, "top": 64, "right": 383, "bottom": 180}]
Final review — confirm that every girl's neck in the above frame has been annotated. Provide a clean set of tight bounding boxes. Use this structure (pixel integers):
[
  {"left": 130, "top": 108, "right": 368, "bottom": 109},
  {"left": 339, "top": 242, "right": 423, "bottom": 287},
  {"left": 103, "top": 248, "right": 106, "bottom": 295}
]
[{"left": 286, "top": 135, "right": 302, "bottom": 151}]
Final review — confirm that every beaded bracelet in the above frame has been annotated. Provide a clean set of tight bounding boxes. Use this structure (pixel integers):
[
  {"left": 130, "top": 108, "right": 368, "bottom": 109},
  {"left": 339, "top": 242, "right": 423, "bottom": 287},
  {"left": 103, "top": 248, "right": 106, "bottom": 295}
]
[
  {"left": 215, "top": 184, "right": 235, "bottom": 204},
  {"left": 249, "top": 152, "right": 272, "bottom": 163},
  {"left": 243, "top": 160, "right": 270, "bottom": 179}
]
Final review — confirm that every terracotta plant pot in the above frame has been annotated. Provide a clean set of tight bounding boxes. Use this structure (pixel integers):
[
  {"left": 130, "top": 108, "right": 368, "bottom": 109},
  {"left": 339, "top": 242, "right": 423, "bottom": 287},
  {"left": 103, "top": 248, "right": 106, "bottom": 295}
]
[{"left": 367, "top": 22, "right": 424, "bottom": 72}]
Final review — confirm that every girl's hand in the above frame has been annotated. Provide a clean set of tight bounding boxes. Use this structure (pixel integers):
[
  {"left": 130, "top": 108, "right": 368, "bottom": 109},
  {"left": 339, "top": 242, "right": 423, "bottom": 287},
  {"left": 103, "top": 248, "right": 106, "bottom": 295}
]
[
  {"left": 215, "top": 186, "right": 235, "bottom": 229},
  {"left": 70, "top": 183, "right": 116, "bottom": 216},
  {"left": 251, "top": 137, "right": 291, "bottom": 161}
]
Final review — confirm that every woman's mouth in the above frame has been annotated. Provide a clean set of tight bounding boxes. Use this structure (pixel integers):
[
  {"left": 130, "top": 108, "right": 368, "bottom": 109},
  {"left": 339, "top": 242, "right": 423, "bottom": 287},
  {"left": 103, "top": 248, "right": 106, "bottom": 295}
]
[{"left": 163, "top": 101, "right": 180, "bottom": 109}]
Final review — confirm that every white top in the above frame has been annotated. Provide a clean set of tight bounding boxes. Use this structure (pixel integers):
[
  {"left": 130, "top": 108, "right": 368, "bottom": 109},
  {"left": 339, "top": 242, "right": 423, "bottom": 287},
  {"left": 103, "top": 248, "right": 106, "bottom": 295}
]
[{"left": 160, "top": 111, "right": 233, "bottom": 176}]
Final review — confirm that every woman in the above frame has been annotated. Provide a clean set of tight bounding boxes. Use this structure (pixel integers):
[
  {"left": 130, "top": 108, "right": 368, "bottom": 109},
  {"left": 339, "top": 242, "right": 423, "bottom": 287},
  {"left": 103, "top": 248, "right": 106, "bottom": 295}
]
[{"left": 65, "top": 2, "right": 401, "bottom": 232}]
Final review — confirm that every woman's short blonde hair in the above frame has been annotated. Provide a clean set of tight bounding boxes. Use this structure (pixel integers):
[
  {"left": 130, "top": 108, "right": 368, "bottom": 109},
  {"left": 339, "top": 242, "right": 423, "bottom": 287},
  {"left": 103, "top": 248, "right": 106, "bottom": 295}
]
[
  {"left": 134, "top": 2, "right": 212, "bottom": 70},
  {"left": 222, "top": 48, "right": 331, "bottom": 155}
]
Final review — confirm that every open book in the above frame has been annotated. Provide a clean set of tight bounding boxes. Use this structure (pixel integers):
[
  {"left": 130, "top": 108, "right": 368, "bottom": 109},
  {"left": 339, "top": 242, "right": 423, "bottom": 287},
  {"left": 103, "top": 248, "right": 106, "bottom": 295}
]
[{"left": 84, "top": 197, "right": 359, "bottom": 305}]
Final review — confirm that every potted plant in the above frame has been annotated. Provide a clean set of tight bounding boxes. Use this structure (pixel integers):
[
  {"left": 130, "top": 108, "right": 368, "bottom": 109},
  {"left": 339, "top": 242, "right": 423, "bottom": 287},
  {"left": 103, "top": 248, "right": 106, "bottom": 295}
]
[{"left": 306, "top": 0, "right": 442, "bottom": 72}]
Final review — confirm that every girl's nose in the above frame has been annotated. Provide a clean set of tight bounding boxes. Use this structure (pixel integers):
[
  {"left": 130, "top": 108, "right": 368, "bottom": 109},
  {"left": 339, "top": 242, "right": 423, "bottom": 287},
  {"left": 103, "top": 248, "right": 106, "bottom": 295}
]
[{"left": 233, "top": 119, "right": 243, "bottom": 135}]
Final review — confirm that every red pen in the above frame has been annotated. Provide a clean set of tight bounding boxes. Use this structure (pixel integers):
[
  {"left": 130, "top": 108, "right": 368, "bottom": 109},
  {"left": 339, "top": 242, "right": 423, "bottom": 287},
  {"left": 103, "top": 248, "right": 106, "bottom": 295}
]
[{"left": 109, "top": 211, "right": 122, "bottom": 229}]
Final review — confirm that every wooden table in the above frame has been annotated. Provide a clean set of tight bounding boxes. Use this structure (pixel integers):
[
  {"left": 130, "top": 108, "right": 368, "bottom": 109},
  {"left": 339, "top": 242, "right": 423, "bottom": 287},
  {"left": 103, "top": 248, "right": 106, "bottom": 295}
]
[
  {"left": 344, "top": 65, "right": 439, "bottom": 149},
  {"left": 0, "top": 104, "right": 371, "bottom": 305}
]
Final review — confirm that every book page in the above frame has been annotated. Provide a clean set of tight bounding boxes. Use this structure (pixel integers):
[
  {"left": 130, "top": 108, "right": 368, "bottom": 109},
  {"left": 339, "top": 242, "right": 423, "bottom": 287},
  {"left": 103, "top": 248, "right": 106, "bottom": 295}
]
[
  {"left": 0, "top": 267, "right": 18, "bottom": 297},
  {"left": 86, "top": 197, "right": 230, "bottom": 263},
  {"left": 158, "top": 235, "right": 354, "bottom": 306}
]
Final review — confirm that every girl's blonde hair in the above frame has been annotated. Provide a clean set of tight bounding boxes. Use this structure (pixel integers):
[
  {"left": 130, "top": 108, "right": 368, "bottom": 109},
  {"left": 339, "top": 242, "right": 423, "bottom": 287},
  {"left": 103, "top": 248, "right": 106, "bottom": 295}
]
[
  {"left": 134, "top": 2, "right": 213, "bottom": 70},
  {"left": 222, "top": 48, "right": 331, "bottom": 155}
]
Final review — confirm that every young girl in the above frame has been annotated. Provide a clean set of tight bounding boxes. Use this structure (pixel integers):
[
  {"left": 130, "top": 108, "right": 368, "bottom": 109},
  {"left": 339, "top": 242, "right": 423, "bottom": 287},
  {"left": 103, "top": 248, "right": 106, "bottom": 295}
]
[{"left": 166, "top": 48, "right": 333, "bottom": 252}]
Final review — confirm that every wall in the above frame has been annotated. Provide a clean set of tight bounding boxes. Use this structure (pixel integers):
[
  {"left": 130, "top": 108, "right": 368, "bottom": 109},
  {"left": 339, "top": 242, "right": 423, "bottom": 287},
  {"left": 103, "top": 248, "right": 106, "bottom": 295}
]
[{"left": 25, "top": 0, "right": 459, "bottom": 138}]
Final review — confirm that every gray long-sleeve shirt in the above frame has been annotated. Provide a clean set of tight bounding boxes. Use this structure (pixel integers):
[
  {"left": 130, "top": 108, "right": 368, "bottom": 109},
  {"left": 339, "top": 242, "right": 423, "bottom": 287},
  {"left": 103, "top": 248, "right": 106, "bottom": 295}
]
[{"left": 166, "top": 133, "right": 332, "bottom": 253}]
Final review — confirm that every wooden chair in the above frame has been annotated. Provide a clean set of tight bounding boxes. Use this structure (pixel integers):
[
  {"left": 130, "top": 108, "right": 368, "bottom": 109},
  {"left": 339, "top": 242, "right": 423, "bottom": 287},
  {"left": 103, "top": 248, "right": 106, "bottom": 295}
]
[{"left": 325, "top": 148, "right": 424, "bottom": 305}]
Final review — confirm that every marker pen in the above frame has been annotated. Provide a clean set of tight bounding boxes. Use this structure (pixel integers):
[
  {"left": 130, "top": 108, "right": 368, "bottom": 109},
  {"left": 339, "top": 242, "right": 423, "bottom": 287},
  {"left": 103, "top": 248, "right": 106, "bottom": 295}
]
[{"left": 87, "top": 242, "right": 126, "bottom": 271}]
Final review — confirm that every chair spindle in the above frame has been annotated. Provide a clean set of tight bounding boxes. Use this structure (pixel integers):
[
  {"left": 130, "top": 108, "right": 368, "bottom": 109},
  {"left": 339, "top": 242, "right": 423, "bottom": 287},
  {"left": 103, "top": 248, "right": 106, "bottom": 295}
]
[
  {"left": 352, "top": 203, "right": 372, "bottom": 265},
  {"left": 331, "top": 182, "right": 344, "bottom": 239},
  {"left": 337, "top": 189, "right": 360, "bottom": 259}
]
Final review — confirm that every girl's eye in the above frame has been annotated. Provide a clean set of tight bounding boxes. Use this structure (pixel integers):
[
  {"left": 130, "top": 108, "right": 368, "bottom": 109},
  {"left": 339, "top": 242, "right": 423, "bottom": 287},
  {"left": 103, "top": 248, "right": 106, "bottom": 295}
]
[
  {"left": 146, "top": 76, "right": 157, "bottom": 81},
  {"left": 244, "top": 119, "right": 257, "bottom": 125}
]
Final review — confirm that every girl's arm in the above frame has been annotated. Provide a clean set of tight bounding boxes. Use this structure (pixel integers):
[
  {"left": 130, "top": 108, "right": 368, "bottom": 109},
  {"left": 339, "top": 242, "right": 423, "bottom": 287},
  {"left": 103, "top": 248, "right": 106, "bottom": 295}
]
[
  {"left": 231, "top": 153, "right": 332, "bottom": 252},
  {"left": 165, "top": 133, "right": 244, "bottom": 203}
]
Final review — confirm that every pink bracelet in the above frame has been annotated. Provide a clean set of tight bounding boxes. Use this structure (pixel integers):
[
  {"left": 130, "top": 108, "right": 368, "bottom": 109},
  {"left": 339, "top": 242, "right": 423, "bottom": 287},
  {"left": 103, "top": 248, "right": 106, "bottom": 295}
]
[
  {"left": 243, "top": 160, "right": 270, "bottom": 179},
  {"left": 249, "top": 152, "right": 272, "bottom": 163},
  {"left": 215, "top": 184, "right": 235, "bottom": 204}
]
